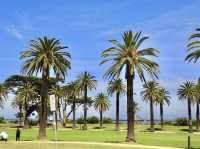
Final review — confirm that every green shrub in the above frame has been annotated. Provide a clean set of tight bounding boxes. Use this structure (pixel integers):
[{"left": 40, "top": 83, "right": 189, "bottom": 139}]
[
  {"left": 87, "top": 116, "right": 99, "bottom": 124},
  {"left": 174, "top": 118, "right": 188, "bottom": 126},
  {"left": 163, "top": 121, "right": 173, "bottom": 125},
  {"left": 77, "top": 116, "right": 99, "bottom": 124},
  {"left": 77, "top": 117, "right": 84, "bottom": 124},
  {"left": 0, "top": 117, "right": 6, "bottom": 124},
  {"left": 103, "top": 117, "right": 113, "bottom": 124},
  {"left": 28, "top": 119, "right": 38, "bottom": 126}
]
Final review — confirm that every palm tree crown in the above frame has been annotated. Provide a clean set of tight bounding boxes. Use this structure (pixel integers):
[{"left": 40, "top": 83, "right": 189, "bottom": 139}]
[
  {"left": 157, "top": 87, "right": 171, "bottom": 105},
  {"left": 186, "top": 28, "right": 200, "bottom": 63},
  {"left": 16, "top": 83, "right": 38, "bottom": 104},
  {"left": 94, "top": 93, "right": 111, "bottom": 112},
  {"left": 76, "top": 71, "right": 97, "bottom": 91},
  {"left": 20, "top": 37, "right": 71, "bottom": 79},
  {"left": 107, "top": 78, "right": 126, "bottom": 96},
  {"left": 49, "top": 85, "right": 64, "bottom": 99},
  {"left": 101, "top": 31, "right": 159, "bottom": 81},
  {"left": 141, "top": 81, "right": 160, "bottom": 102},
  {"left": 177, "top": 81, "right": 196, "bottom": 101}
]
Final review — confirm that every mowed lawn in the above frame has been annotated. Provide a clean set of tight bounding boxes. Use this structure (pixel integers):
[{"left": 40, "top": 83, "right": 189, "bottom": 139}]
[
  {"left": 0, "top": 142, "right": 151, "bottom": 149},
  {"left": 0, "top": 124, "right": 200, "bottom": 148}
]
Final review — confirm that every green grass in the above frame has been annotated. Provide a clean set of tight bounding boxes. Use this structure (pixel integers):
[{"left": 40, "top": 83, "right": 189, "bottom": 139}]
[
  {"left": 0, "top": 124, "right": 200, "bottom": 148},
  {"left": 0, "top": 142, "right": 148, "bottom": 149}
]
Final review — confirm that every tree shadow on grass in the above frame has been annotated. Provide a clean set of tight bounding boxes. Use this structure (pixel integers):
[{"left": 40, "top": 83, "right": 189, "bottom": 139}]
[
  {"left": 92, "top": 126, "right": 106, "bottom": 129},
  {"left": 140, "top": 128, "right": 164, "bottom": 132},
  {"left": 104, "top": 141, "right": 123, "bottom": 143},
  {"left": 180, "top": 128, "right": 198, "bottom": 132}
]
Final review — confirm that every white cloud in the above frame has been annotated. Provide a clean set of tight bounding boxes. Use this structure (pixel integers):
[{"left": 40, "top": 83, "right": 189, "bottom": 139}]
[{"left": 6, "top": 25, "right": 23, "bottom": 39}]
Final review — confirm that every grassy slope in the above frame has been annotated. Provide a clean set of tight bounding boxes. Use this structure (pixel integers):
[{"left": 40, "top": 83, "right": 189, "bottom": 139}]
[{"left": 0, "top": 124, "right": 199, "bottom": 148}]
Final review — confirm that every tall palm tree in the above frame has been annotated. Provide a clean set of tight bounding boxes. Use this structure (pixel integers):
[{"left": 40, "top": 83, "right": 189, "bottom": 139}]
[
  {"left": 157, "top": 87, "right": 170, "bottom": 130},
  {"left": 101, "top": 31, "right": 159, "bottom": 142},
  {"left": 0, "top": 84, "right": 8, "bottom": 108},
  {"left": 177, "top": 81, "right": 196, "bottom": 133},
  {"left": 11, "top": 95, "right": 23, "bottom": 127},
  {"left": 20, "top": 37, "right": 71, "bottom": 139},
  {"left": 185, "top": 28, "right": 200, "bottom": 62},
  {"left": 66, "top": 80, "right": 81, "bottom": 129},
  {"left": 141, "top": 81, "right": 159, "bottom": 132},
  {"left": 49, "top": 85, "right": 64, "bottom": 130},
  {"left": 94, "top": 93, "right": 111, "bottom": 128},
  {"left": 195, "top": 79, "right": 200, "bottom": 131},
  {"left": 107, "top": 78, "right": 126, "bottom": 131},
  {"left": 77, "top": 71, "right": 97, "bottom": 130},
  {"left": 17, "top": 83, "right": 37, "bottom": 128}
]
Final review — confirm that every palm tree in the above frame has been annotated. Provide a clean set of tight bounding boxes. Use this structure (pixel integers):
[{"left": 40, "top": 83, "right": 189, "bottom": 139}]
[
  {"left": 195, "top": 79, "right": 200, "bottom": 131},
  {"left": 185, "top": 28, "right": 200, "bottom": 131},
  {"left": 185, "top": 28, "right": 200, "bottom": 62},
  {"left": 94, "top": 93, "right": 111, "bottom": 128},
  {"left": 101, "top": 31, "right": 159, "bottom": 142},
  {"left": 49, "top": 85, "right": 64, "bottom": 130},
  {"left": 17, "top": 83, "right": 37, "bottom": 128},
  {"left": 107, "top": 78, "right": 126, "bottom": 131},
  {"left": 20, "top": 37, "right": 71, "bottom": 139},
  {"left": 11, "top": 95, "right": 23, "bottom": 127},
  {"left": 157, "top": 87, "right": 170, "bottom": 130},
  {"left": 77, "top": 71, "right": 97, "bottom": 130},
  {"left": 0, "top": 84, "right": 8, "bottom": 108},
  {"left": 177, "top": 81, "right": 196, "bottom": 133},
  {"left": 66, "top": 80, "right": 81, "bottom": 129},
  {"left": 141, "top": 81, "right": 159, "bottom": 132}
]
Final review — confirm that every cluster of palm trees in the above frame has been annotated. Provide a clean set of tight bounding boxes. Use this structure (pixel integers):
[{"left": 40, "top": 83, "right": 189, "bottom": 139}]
[
  {"left": 177, "top": 80, "right": 200, "bottom": 132},
  {"left": 141, "top": 81, "right": 170, "bottom": 132},
  {"left": 0, "top": 28, "right": 200, "bottom": 143},
  {"left": 176, "top": 28, "right": 200, "bottom": 133}
]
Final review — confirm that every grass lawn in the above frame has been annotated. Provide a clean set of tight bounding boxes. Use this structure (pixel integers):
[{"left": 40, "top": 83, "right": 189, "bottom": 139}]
[
  {"left": 0, "top": 142, "right": 151, "bottom": 149},
  {"left": 0, "top": 124, "right": 200, "bottom": 149}
]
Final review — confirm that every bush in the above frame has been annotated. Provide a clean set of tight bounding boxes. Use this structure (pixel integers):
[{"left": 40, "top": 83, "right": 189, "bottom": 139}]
[
  {"left": 77, "top": 117, "right": 84, "bottom": 124},
  {"left": 103, "top": 117, "right": 113, "bottom": 124},
  {"left": 174, "top": 118, "right": 188, "bottom": 126},
  {"left": 87, "top": 116, "right": 99, "bottom": 124},
  {"left": 77, "top": 116, "right": 99, "bottom": 124},
  {"left": 0, "top": 117, "right": 6, "bottom": 124},
  {"left": 28, "top": 119, "right": 38, "bottom": 126},
  {"left": 163, "top": 121, "right": 173, "bottom": 125}
]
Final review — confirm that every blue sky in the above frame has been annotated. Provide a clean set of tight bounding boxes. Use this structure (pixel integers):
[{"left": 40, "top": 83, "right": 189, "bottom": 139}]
[{"left": 1, "top": 0, "right": 200, "bottom": 120}]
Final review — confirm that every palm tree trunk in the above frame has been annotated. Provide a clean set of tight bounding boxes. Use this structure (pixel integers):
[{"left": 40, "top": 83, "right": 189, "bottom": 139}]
[
  {"left": 100, "top": 110, "right": 103, "bottom": 128},
  {"left": 188, "top": 99, "right": 192, "bottom": 133},
  {"left": 24, "top": 98, "right": 29, "bottom": 129},
  {"left": 125, "top": 65, "right": 135, "bottom": 142},
  {"left": 55, "top": 97, "right": 58, "bottom": 130},
  {"left": 83, "top": 73, "right": 88, "bottom": 130},
  {"left": 55, "top": 111, "right": 58, "bottom": 130},
  {"left": 39, "top": 69, "right": 49, "bottom": 140},
  {"left": 196, "top": 101, "right": 199, "bottom": 131},
  {"left": 115, "top": 92, "right": 120, "bottom": 131},
  {"left": 62, "top": 101, "right": 67, "bottom": 128},
  {"left": 72, "top": 99, "right": 76, "bottom": 129},
  {"left": 150, "top": 99, "right": 154, "bottom": 132},
  {"left": 160, "top": 103, "right": 164, "bottom": 130},
  {"left": 19, "top": 105, "right": 23, "bottom": 127},
  {"left": 58, "top": 100, "right": 62, "bottom": 123}
]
